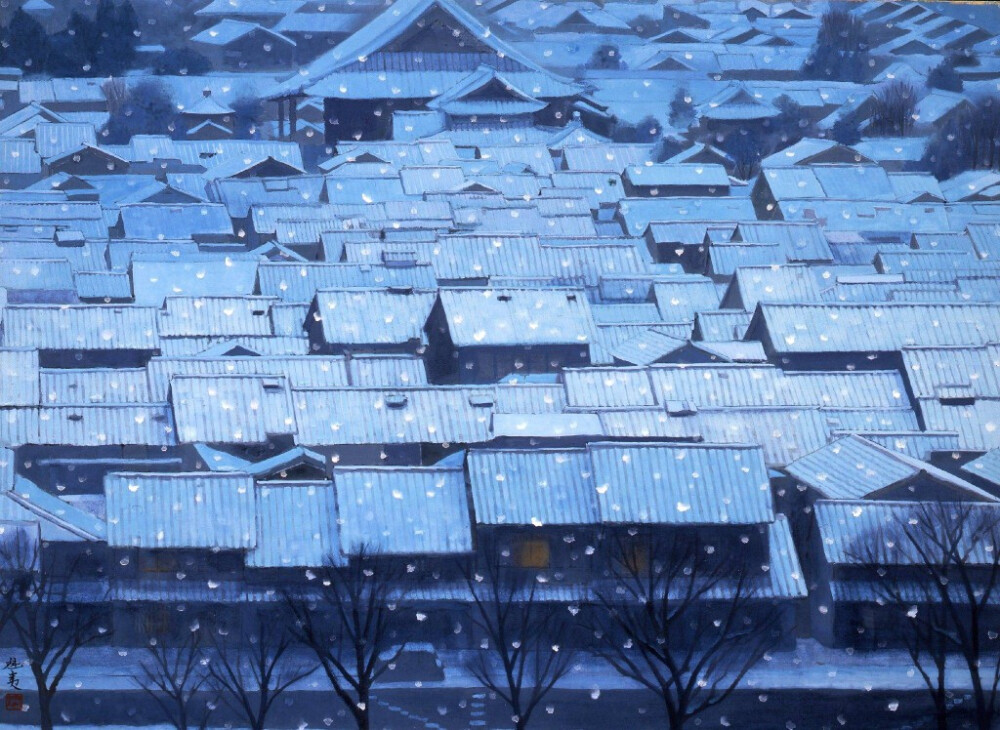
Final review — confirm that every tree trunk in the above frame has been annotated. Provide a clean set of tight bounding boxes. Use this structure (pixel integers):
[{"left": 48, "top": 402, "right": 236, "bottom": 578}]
[
  {"left": 356, "top": 686, "right": 370, "bottom": 730},
  {"left": 30, "top": 662, "right": 54, "bottom": 730},
  {"left": 933, "top": 697, "right": 948, "bottom": 730},
  {"left": 968, "top": 667, "right": 991, "bottom": 730},
  {"left": 38, "top": 690, "right": 54, "bottom": 730},
  {"left": 932, "top": 655, "right": 948, "bottom": 730}
]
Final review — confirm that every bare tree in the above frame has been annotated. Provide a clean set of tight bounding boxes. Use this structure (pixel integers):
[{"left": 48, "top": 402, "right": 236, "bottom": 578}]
[
  {"left": 463, "top": 546, "right": 575, "bottom": 730},
  {"left": 591, "top": 530, "right": 779, "bottom": 730},
  {"left": 101, "top": 77, "right": 129, "bottom": 117},
  {"left": 870, "top": 80, "right": 917, "bottom": 137},
  {"left": 285, "top": 546, "right": 411, "bottom": 730},
  {"left": 7, "top": 547, "right": 109, "bottom": 730},
  {"left": 856, "top": 501, "right": 1000, "bottom": 730},
  {"left": 207, "top": 612, "right": 314, "bottom": 730},
  {"left": 137, "top": 624, "right": 213, "bottom": 730},
  {"left": 0, "top": 522, "right": 38, "bottom": 630}
]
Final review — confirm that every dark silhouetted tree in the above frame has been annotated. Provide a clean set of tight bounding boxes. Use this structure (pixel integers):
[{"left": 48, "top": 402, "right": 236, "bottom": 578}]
[
  {"left": 587, "top": 44, "right": 622, "bottom": 70},
  {"left": 628, "top": 14, "right": 660, "bottom": 37},
  {"left": 1, "top": 9, "right": 53, "bottom": 74},
  {"left": 723, "top": 128, "right": 763, "bottom": 180},
  {"left": 104, "top": 78, "right": 176, "bottom": 142},
  {"left": 855, "top": 502, "right": 1000, "bottom": 730},
  {"left": 285, "top": 547, "right": 411, "bottom": 730},
  {"left": 7, "top": 548, "right": 110, "bottom": 730},
  {"left": 952, "top": 49, "right": 979, "bottom": 67},
  {"left": 463, "top": 545, "right": 575, "bottom": 730},
  {"left": 154, "top": 47, "right": 213, "bottom": 76},
  {"left": 768, "top": 95, "right": 813, "bottom": 148},
  {"left": 590, "top": 530, "right": 780, "bottom": 730},
  {"left": 652, "top": 134, "right": 686, "bottom": 163},
  {"left": 869, "top": 81, "right": 917, "bottom": 137},
  {"left": 104, "top": 0, "right": 140, "bottom": 75},
  {"left": 231, "top": 96, "right": 265, "bottom": 139},
  {"left": 927, "top": 57, "right": 963, "bottom": 93},
  {"left": 803, "top": 9, "right": 872, "bottom": 82},
  {"left": 207, "top": 613, "right": 314, "bottom": 730},
  {"left": 64, "top": 10, "right": 100, "bottom": 73},
  {"left": 669, "top": 87, "right": 696, "bottom": 130},
  {"left": 611, "top": 114, "right": 662, "bottom": 143},
  {"left": 138, "top": 625, "right": 214, "bottom": 730},
  {"left": 831, "top": 114, "right": 862, "bottom": 145}
]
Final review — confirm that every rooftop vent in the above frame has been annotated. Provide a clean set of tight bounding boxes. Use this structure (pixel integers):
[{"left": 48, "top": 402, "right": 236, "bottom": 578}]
[
  {"left": 385, "top": 393, "right": 408, "bottom": 409},
  {"left": 468, "top": 393, "right": 495, "bottom": 408}
]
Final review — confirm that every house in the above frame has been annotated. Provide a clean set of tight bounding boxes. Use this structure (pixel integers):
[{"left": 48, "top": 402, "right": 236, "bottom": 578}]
[
  {"left": 116, "top": 203, "right": 235, "bottom": 243},
  {"left": 426, "top": 287, "right": 595, "bottom": 382},
  {"left": 695, "top": 83, "right": 779, "bottom": 134},
  {"left": 0, "top": 138, "right": 44, "bottom": 189},
  {"left": 194, "top": 0, "right": 307, "bottom": 25},
  {"left": 746, "top": 303, "right": 1000, "bottom": 370},
  {"left": 962, "top": 449, "right": 1000, "bottom": 496},
  {"left": 190, "top": 19, "right": 297, "bottom": 70},
  {"left": 465, "top": 442, "right": 804, "bottom": 632},
  {"left": 272, "top": 10, "right": 366, "bottom": 60},
  {"left": 2, "top": 305, "right": 161, "bottom": 367},
  {"left": 104, "top": 471, "right": 256, "bottom": 636},
  {"left": 179, "top": 90, "right": 236, "bottom": 140},
  {"left": 304, "top": 287, "right": 438, "bottom": 355},
  {"left": 622, "top": 163, "right": 730, "bottom": 197},
  {"left": 808, "top": 500, "right": 1000, "bottom": 647},
  {"left": 759, "top": 139, "right": 876, "bottom": 168},
  {"left": 720, "top": 264, "right": 823, "bottom": 310},
  {"left": 169, "top": 375, "right": 296, "bottom": 445},
  {"left": 267, "top": 0, "right": 596, "bottom": 141}
]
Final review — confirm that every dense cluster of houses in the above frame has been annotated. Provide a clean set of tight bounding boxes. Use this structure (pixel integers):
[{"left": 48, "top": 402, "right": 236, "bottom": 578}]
[{"left": 0, "top": 0, "right": 998, "bottom": 656}]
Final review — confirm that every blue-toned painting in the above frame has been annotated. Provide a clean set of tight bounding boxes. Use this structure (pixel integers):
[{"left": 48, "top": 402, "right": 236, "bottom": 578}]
[{"left": 0, "top": 0, "right": 998, "bottom": 727}]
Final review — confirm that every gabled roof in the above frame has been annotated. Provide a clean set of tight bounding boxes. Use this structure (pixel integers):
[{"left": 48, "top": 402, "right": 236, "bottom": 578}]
[
  {"left": 963, "top": 449, "right": 1000, "bottom": 489},
  {"left": 749, "top": 303, "right": 1000, "bottom": 354},
  {"left": 248, "top": 482, "right": 343, "bottom": 568},
  {"left": 785, "top": 434, "right": 997, "bottom": 501},
  {"left": 309, "top": 288, "right": 437, "bottom": 346},
  {"left": 815, "top": 500, "right": 1000, "bottom": 566},
  {"left": 191, "top": 19, "right": 295, "bottom": 48},
  {"left": 589, "top": 442, "right": 774, "bottom": 525},
  {"left": 105, "top": 472, "right": 255, "bottom": 549},
  {"left": 170, "top": 375, "right": 296, "bottom": 444},
  {"left": 699, "top": 83, "right": 779, "bottom": 121},
  {"left": 334, "top": 466, "right": 473, "bottom": 555},
  {"left": 761, "top": 138, "right": 876, "bottom": 168},
  {"left": 186, "top": 120, "right": 233, "bottom": 139},
  {"left": 2, "top": 471, "right": 106, "bottom": 542},
  {"left": 195, "top": 0, "right": 306, "bottom": 18},
  {"left": 33, "top": 122, "right": 97, "bottom": 161},
  {"left": 723, "top": 264, "right": 823, "bottom": 311},
  {"left": 467, "top": 448, "right": 598, "bottom": 526},
  {"left": 270, "top": 0, "right": 577, "bottom": 97},
  {"left": 427, "top": 65, "right": 546, "bottom": 116},
  {"left": 182, "top": 93, "right": 235, "bottom": 118},
  {"left": 0, "top": 102, "right": 66, "bottom": 138},
  {"left": 438, "top": 287, "right": 595, "bottom": 347}
]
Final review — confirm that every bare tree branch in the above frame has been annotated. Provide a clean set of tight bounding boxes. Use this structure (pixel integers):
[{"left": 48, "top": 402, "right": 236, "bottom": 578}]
[
  {"left": 590, "top": 529, "right": 779, "bottom": 730},
  {"left": 285, "top": 545, "right": 411, "bottom": 730},
  {"left": 462, "top": 541, "right": 576, "bottom": 730},
  {"left": 207, "top": 611, "right": 314, "bottom": 730},
  {"left": 852, "top": 501, "right": 1000, "bottom": 730},
  {"left": 136, "top": 624, "right": 213, "bottom": 730}
]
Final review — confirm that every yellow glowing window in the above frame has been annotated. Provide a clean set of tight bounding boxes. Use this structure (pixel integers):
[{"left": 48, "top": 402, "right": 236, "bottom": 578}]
[{"left": 515, "top": 539, "right": 550, "bottom": 569}]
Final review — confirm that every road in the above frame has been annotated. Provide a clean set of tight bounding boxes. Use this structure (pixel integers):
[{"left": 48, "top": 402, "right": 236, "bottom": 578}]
[{"left": 0, "top": 686, "right": 951, "bottom": 729}]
